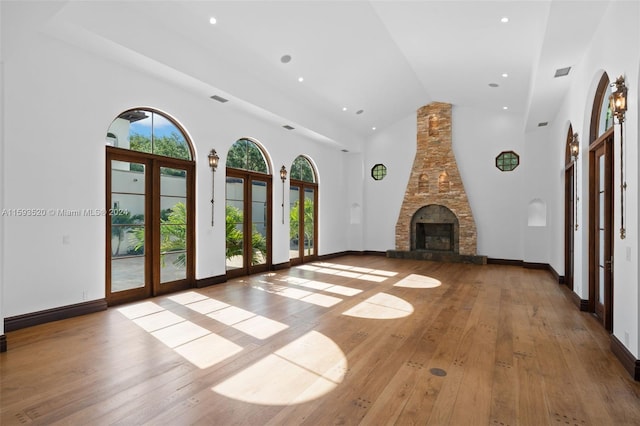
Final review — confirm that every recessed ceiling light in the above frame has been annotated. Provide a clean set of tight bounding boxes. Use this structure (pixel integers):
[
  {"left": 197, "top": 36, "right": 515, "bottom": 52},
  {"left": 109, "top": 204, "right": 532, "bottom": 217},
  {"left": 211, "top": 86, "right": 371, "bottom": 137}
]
[
  {"left": 342, "top": 107, "right": 348, "bottom": 111},
  {"left": 501, "top": 17, "right": 509, "bottom": 23},
  {"left": 489, "top": 83, "right": 499, "bottom": 88},
  {"left": 209, "top": 17, "right": 217, "bottom": 25},
  {"left": 298, "top": 77, "right": 304, "bottom": 82},
  {"left": 503, "top": 106, "right": 508, "bottom": 110},
  {"left": 356, "top": 109, "right": 364, "bottom": 115},
  {"left": 372, "top": 127, "right": 376, "bottom": 130},
  {"left": 502, "top": 73, "right": 509, "bottom": 78},
  {"left": 280, "top": 54, "right": 292, "bottom": 64}
]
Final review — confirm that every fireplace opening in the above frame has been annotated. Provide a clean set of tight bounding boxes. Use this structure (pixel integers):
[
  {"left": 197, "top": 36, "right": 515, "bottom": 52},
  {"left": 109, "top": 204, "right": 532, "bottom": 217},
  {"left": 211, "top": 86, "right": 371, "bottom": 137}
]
[
  {"left": 416, "top": 223, "right": 453, "bottom": 251},
  {"left": 410, "top": 204, "right": 459, "bottom": 254}
]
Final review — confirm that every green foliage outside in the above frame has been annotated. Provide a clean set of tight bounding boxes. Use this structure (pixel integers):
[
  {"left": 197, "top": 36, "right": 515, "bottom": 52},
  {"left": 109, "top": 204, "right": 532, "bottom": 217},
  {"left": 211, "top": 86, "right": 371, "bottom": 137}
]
[
  {"left": 291, "top": 156, "right": 315, "bottom": 182},
  {"left": 111, "top": 211, "right": 144, "bottom": 256},
  {"left": 159, "top": 202, "right": 187, "bottom": 268},
  {"left": 226, "top": 139, "right": 268, "bottom": 173},
  {"left": 129, "top": 132, "right": 189, "bottom": 176},
  {"left": 225, "top": 205, "right": 267, "bottom": 265},
  {"left": 290, "top": 198, "right": 315, "bottom": 255},
  {"left": 114, "top": 203, "right": 268, "bottom": 269}
]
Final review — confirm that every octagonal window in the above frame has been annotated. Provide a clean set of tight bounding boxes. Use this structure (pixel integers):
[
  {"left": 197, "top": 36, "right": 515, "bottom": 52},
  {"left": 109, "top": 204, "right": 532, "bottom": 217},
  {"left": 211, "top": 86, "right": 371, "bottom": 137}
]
[
  {"left": 371, "top": 164, "right": 387, "bottom": 180},
  {"left": 496, "top": 151, "right": 519, "bottom": 172}
]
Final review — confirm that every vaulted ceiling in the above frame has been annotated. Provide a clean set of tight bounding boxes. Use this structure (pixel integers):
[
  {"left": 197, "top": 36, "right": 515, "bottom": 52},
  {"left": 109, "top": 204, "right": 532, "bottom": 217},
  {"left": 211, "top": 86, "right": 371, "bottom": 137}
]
[{"left": 45, "top": 1, "right": 611, "bottom": 151}]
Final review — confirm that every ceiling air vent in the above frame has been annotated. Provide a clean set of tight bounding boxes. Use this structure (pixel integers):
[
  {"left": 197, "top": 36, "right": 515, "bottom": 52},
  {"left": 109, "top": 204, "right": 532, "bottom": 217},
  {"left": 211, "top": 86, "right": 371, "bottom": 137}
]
[
  {"left": 538, "top": 122, "right": 549, "bottom": 127},
  {"left": 554, "top": 67, "right": 571, "bottom": 78},
  {"left": 341, "top": 149, "right": 349, "bottom": 153},
  {"left": 283, "top": 125, "right": 295, "bottom": 130},
  {"left": 210, "top": 95, "right": 229, "bottom": 103}
]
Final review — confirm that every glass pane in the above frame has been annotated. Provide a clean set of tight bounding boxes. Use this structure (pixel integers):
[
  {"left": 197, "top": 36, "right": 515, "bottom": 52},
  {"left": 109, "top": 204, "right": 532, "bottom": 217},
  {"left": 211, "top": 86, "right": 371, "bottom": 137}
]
[
  {"left": 107, "top": 110, "right": 191, "bottom": 160},
  {"left": 251, "top": 180, "right": 267, "bottom": 266},
  {"left": 599, "top": 265, "right": 605, "bottom": 304},
  {"left": 304, "top": 188, "right": 315, "bottom": 257},
  {"left": 289, "top": 186, "right": 301, "bottom": 259},
  {"left": 226, "top": 177, "right": 244, "bottom": 271},
  {"left": 150, "top": 114, "right": 190, "bottom": 160},
  {"left": 160, "top": 166, "right": 187, "bottom": 283},
  {"left": 226, "top": 139, "right": 268, "bottom": 173},
  {"left": 598, "top": 85, "right": 613, "bottom": 137},
  {"left": 292, "top": 156, "right": 315, "bottom": 182},
  {"left": 599, "top": 229, "right": 605, "bottom": 267},
  {"left": 127, "top": 111, "right": 153, "bottom": 154},
  {"left": 599, "top": 192, "right": 604, "bottom": 226},
  {"left": 111, "top": 160, "right": 146, "bottom": 292},
  {"left": 599, "top": 155, "right": 605, "bottom": 190}
]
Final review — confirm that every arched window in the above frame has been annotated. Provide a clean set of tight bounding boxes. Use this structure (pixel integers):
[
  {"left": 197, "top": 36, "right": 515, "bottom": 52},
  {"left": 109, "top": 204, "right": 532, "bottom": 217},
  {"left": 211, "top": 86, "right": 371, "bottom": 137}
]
[
  {"left": 289, "top": 155, "right": 318, "bottom": 264},
  {"left": 226, "top": 138, "right": 269, "bottom": 173},
  {"left": 105, "top": 108, "right": 195, "bottom": 306},
  {"left": 107, "top": 109, "right": 192, "bottom": 160},
  {"left": 225, "top": 138, "right": 272, "bottom": 277},
  {"left": 590, "top": 73, "right": 613, "bottom": 142},
  {"left": 291, "top": 155, "right": 316, "bottom": 182}
]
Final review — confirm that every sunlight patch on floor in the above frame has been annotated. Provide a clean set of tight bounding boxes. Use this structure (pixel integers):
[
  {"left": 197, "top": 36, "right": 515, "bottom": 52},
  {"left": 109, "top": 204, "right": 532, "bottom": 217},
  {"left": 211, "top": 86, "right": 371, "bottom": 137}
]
[
  {"left": 233, "top": 315, "right": 290, "bottom": 339},
  {"left": 174, "top": 333, "right": 243, "bottom": 369},
  {"left": 296, "top": 261, "right": 398, "bottom": 282},
  {"left": 212, "top": 331, "right": 346, "bottom": 405},
  {"left": 117, "top": 301, "right": 165, "bottom": 319},
  {"left": 252, "top": 282, "right": 345, "bottom": 307},
  {"left": 342, "top": 292, "right": 414, "bottom": 319},
  {"left": 394, "top": 273, "right": 442, "bottom": 289}
]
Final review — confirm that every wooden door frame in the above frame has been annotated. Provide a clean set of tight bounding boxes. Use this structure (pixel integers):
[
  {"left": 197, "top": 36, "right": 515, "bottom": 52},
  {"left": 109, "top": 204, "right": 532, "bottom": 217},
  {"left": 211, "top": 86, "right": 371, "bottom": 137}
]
[
  {"left": 289, "top": 180, "right": 318, "bottom": 266},
  {"left": 106, "top": 147, "right": 195, "bottom": 306},
  {"left": 225, "top": 168, "right": 272, "bottom": 279},
  {"left": 588, "top": 128, "right": 614, "bottom": 331}
]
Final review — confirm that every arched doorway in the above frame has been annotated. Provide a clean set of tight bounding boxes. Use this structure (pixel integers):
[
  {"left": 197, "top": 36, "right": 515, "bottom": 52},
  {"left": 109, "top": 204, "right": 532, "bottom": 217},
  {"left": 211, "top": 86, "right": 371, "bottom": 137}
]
[
  {"left": 105, "top": 108, "right": 195, "bottom": 306},
  {"left": 588, "top": 73, "right": 614, "bottom": 331},
  {"left": 225, "top": 138, "right": 272, "bottom": 278},
  {"left": 289, "top": 156, "right": 318, "bottom": 265}
]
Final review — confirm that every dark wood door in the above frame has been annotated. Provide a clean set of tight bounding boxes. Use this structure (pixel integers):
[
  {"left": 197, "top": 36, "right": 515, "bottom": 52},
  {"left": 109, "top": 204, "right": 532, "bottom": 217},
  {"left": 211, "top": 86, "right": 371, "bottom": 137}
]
[
  {"left": 589, "top": 131, "right": 613, "bottom": 330},
  {"left": 564, "top": 163, "right": 575, "bottom": 291}
]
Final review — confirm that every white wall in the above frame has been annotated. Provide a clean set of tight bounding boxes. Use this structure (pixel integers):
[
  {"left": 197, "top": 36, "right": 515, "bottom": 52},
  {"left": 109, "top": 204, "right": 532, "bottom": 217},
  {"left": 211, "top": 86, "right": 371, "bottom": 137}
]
[
  {"left": 363, "top": 114, "right": 415, "bottom": 251},
  {"left": 0, "top": 0, "right": 5, "bottom": 337},
  {"left": 1, "top": 2, "right": 350, "bottom": 317},
  {"left": 533, "top": 0, "right": 640, "bottom": 357}
]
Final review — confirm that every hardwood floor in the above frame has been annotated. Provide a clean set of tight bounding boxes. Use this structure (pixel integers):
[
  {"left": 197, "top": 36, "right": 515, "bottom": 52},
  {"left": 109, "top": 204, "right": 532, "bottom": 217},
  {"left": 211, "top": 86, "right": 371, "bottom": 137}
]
[{"left": 2, "top": 255, "right": 639, "bottom": 425}]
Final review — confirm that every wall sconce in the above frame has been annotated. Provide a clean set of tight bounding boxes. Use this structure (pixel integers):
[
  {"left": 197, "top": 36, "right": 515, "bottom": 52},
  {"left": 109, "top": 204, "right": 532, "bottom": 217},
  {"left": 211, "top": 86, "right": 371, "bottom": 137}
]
[
  {"left": 570, "top": 132, "right": 579, "bottom": 230},
  {"left": 569, "top": 132, "right": 579, "bottom": 161},
  {"left": 610, "top": 75, "right": 628, "bottom": 239},
  {"left": 280, "top": 165, "right": 287, "bottom": 224},
  {"left": 208, "top": 149, "right": 220, "bottom": 227}
]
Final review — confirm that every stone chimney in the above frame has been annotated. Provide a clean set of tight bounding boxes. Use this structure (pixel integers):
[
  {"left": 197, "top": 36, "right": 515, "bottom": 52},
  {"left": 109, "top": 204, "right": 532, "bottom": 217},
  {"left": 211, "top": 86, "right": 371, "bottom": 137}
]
[{"left": 389, "top": 102, "right": 484, "bottom": 263}]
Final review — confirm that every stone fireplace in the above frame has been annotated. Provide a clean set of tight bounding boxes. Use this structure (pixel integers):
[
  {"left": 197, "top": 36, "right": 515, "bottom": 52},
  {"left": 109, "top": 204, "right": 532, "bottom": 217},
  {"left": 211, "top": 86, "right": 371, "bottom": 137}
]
[{"left": 387, "top": 102, "right": 486, "bottom": 264}]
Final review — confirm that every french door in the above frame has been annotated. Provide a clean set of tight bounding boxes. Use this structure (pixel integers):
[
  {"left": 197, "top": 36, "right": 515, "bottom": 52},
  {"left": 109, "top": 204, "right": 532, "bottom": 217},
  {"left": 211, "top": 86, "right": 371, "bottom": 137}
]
[
  {"left": 289, "top": 181, "right": 318, "bottom": 265},
  {"left": 564, "top": 163, "right": 575, "bottom": 291},
  {"left": 225, "top": 169, "right": 272, "bottom": 278},
  {"left": 589, "top": 130, "right": 613, "bottom": 331},
  {"left": 106, "top": 148, "right": 195, "bottom": 305}
]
